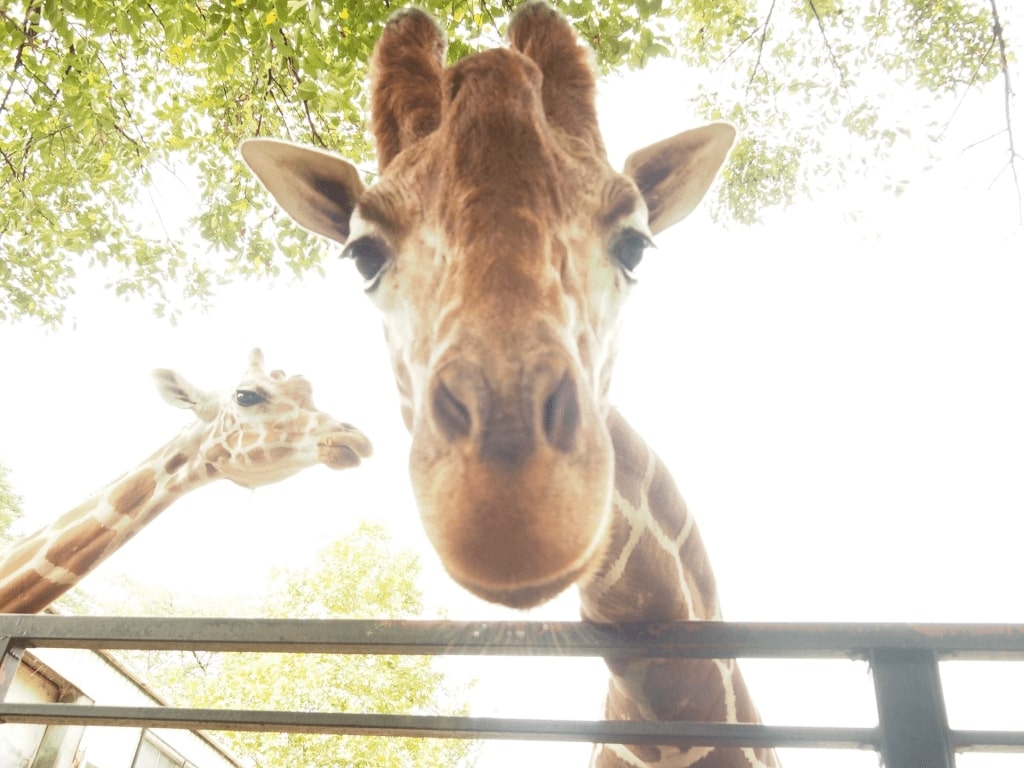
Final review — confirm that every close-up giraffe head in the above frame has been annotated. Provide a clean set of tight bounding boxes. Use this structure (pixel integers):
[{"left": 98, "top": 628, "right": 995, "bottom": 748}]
[{"left": 241, "top": 3, "right": 732, "bottom": 608}]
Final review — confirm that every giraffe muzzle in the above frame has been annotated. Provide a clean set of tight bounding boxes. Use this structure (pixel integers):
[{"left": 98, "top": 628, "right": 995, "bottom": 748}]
[
  {"left": 318, "top": 423, "right": 374, "bottom": 470},
  {"left": 412, "top": 354, "right": 612, "bottom": 608}
]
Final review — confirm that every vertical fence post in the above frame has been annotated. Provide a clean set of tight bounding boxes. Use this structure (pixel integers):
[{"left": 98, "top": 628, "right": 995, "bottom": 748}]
[
  {"left": 0, "top": 635, "right": 24, "bottom": 701},
  {"left": 871, "top": 649, "right": 954, "bottom": 768}
]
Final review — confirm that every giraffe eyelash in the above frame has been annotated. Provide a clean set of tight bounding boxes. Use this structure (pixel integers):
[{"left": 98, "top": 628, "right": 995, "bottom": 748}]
[{"left": 610, "top": 229, "right": 654, "bottom": 282}]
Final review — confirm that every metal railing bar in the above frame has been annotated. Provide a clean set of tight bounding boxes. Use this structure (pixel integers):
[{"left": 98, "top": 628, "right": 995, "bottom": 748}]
[
  {"left": 2, "top": 616, "right": 1024, "bottom": 660},
  {"left": 952, "top": 730, "right": 1024, "bottom": 752},
  {"left": 4, "top": 703, "right": 1024, "bottom": 753},
  {"left": 0, "top": 703, "right": 879, "bottom": 750}
]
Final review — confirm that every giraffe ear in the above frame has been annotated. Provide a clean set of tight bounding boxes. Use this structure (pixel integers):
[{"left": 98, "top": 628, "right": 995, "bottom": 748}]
[
  {"left": 239, "top": 139, "right": 365, "bottom": 244},
  {"left": 152, "top": 370, "right": 219, "bottom": 422},
  {"left": 624, "top": 123, "right": 735, "bottom": 235}
]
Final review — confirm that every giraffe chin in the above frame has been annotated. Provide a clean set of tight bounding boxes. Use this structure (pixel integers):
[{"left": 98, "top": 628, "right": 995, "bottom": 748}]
[
  {"left": 412, "top": 442, "right": 613, "bottom": 609},
  {"left": 449, "top": 567, "right": 583, "bottom": 610}
]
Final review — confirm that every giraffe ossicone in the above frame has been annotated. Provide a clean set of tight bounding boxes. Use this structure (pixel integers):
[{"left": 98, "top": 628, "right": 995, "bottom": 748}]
[
  {"left": 242, "top": 4, "right": 776, "bottom": 766},
  {"left": 0, "top": 348, "right": 372, "bottom": 614}
]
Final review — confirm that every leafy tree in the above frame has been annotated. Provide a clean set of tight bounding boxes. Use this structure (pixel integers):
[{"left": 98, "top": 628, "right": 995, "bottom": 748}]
[
  {"left": 64, "top": 522, "right": 476, "bottom": 768},
  {"left": 0, "top": 462, "right": 24, "bottom": 547},
  {"left": 698, "top": 0, "right": 1018, "bottom": 224},
  {"left": 0, "top": 0, "right": 1017, "bottom": 326}
]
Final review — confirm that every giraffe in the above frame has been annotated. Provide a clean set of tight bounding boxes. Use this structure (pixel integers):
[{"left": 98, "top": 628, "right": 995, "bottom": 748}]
[
  {"left": 240, "top": 4, "right": 777, "bottom": 766},
  {"left": 0, "top": 348, "right": 372, "bottom": 614}
]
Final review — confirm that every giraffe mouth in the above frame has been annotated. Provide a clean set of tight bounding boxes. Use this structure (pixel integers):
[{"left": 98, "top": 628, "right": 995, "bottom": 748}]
[{"left": 319, "top": 428, "right": 373, "bottom": 469}]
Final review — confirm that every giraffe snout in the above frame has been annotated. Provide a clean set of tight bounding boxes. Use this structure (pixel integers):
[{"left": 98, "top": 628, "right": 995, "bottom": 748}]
[
  {"left": 428, "top": 357, "right": 581, "bottom": 466},
  {"left": 413, "top": 354, "right": 610, "bottom": 608}
]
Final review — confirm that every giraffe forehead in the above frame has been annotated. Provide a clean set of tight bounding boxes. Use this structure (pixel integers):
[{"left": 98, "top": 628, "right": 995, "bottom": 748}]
[
  {"left": 359, "top": 136, "right": 634, "bottom": 322},
  {"left": 272, "top": 375, "right": 315, "bottom": 405},
  {"left": 438, "top": 51, "right": 560, "bottom": 206}
]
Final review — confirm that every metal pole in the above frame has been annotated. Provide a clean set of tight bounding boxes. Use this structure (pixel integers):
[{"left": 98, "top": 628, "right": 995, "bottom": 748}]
[
  {"left": 871, "top": 649, "right": 954, "bottom": 768},
  {"left": 0, "top": 635, "right": 24, "bottom": 701}
]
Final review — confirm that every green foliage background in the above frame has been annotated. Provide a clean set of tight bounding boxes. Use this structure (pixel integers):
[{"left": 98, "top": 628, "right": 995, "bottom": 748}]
[
  {"left": 0, "top": 0, "right": 1013, "bottom": 325},
  {"left": 62, "top": 521, "right": 476, "bottom": 768}
]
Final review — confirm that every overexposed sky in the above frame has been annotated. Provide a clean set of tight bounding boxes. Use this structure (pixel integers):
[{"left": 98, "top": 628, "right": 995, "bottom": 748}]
[{"left": 2, "top": 44, "right": 1023, "bottom": 768}]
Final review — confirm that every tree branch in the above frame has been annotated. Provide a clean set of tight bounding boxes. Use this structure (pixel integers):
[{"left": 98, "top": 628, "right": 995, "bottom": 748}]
[
  {"left": 265, "top": 68, "right": 291, "bottom": 141},
  {"left": 302, "top": 98, "right": 324, "bottom": 146},
  {"left": 806, "top": 0, "right": 848, "bottom": 90},
  {"left": 962, "top": 128, "right": 1008, "bottom": 154},
  {"left": 0, "top": 146, "right": 20, "bottom": 187},
  {"left": 1, "top": 1, "right": 42, "bottom": 115},
  {"left": 746, "top": 0, "right": 777, "bottom": 96},
  {"left": 279, "top": 29, "right": 324, "bottom": 146},
  {"left": 987, "top": 0, "right": 1021, "bottom": 223},
  {"left": 938, "top": 35, "right": 998, "bottom": 140}
]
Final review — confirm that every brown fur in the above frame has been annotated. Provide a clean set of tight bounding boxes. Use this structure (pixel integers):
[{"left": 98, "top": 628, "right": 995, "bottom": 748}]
[
  {"left": 508, "top": 2, "right": 603, "bottom": 152},
  {"left": 108, "top": 470, "right": 157, "bottom": 520},
  {"left": 1, "top": 571, "right": 67, "bottom": 614},
  {"left": 47, "top": 518, "right": 118, "bottom": 577},
  {"left": 370, "top": 9, "right": 446, "bottom": 171}
]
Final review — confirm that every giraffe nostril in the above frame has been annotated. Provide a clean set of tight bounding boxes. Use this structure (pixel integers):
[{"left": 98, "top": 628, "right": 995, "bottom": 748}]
[
  {"left": 432, "top": 378, "right": 473, "bottom": 441},
  {"left": 542, "top": 372, "right": 579, "bottom": 453}
]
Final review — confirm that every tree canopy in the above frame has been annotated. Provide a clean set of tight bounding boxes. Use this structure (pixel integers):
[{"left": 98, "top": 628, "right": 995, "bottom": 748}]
[
  {"left": 63, "top": 521, "right": 476, "bottom": 768},
  {"left": 0, "top": 0, "right": 1017, "bottom": 325}
]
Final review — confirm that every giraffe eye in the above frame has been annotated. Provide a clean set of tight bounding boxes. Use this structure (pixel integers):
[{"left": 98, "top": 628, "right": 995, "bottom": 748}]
[
  {"left": 342, "top": 236, "right": 393, "bottom": 291},
  {"left": 611, "top": 230, "right": 653, "bottom": 281},
  {"left": 235, "top": 389, "right": 266, "bottom": 407}
]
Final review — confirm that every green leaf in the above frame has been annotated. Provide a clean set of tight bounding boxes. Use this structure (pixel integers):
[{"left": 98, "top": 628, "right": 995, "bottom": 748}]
[{"left": 296, "top": 79, "right": 318, "bottom": 101}]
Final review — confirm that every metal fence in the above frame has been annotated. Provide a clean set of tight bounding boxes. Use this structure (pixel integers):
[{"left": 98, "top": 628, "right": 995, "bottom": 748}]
[{"left": 3, "top": 615, "right": 1024, "bottom": 767}]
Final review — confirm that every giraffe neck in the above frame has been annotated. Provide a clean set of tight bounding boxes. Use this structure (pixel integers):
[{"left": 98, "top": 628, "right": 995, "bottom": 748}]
[
  {"left": 0, "top": 422, "right": 216, "bottom": 613},
  {"left": 579, "top": 409, "right": 779, "bottom": 768}
]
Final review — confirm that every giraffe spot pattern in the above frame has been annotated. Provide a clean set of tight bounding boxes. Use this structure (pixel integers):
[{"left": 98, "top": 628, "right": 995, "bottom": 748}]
[
  {"left": 46, "top": 518, "right": 118, "bottom": 577},
  {"left": 109, "top": 469, "right": 157, "bottom": 519},
  {"left": 163, "top": 451, "right": 188, "bottom": 474},
  {"left": 1, "top": 570, "right": 70, "bottom": 614}
]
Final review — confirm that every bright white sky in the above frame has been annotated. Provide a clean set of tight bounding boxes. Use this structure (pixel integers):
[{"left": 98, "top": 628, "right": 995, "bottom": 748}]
[{"left": 1, "top": 37, "right": 1023, "bottom": 768}]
